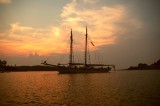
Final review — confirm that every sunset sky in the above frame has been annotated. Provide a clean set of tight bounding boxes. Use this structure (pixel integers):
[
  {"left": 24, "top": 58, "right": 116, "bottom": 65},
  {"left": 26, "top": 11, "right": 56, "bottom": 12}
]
[{"left": 0, "top": 0, "right": 160, "bottom": 68}]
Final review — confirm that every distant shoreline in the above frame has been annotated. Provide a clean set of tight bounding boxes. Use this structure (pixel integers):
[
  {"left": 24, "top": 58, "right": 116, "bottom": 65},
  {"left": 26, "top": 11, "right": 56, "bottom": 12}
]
[
  {"left": 127, "top": 59, "right": 160, "bottom": 70},
  {"left": 1, "top": 59, "right": 160, "bottom": 72}
]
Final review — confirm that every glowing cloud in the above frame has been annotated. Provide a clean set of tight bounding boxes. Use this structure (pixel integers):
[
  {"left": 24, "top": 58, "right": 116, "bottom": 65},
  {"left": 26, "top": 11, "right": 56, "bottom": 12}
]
[
  {"left": 0, "top": 0, "right": 11, "bottom": 4},
  {"left": 83, "top": 0, "right": 99, "bottom": 4},
  {"left": 0, "top": 0, "right": 142, "bottom": 56},
  {"left": 0, "top": 23, "right": 70, "bottom": 56},
  {"left": 61, "top": 0, "right": 142, "bottom": 47}
]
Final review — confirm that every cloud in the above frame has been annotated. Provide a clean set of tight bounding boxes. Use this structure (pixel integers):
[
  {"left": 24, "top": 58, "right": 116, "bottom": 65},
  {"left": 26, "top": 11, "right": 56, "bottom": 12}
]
[
  {"left": 0, "top": 0, "right": 11, "bottom": 4},
  {"left": 73, "top": 0, "right": 99, "bottom": 4},
  {"left": 61, "top": 0, "right": 142, "bottom": 48},
  {"left": 81, "top": 0, "right": 99, "bottom": 4},
  {"left": 0, "top": 23, "right": 70, "bottom": 56},
  {"left": 0, "top": 0, "right": 142, "bottom": 56}
]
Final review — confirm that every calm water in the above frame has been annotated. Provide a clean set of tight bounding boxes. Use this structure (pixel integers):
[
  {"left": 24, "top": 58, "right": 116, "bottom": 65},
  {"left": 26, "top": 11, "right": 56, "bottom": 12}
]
[{"left": 0, "top": 70, "right": 160, "bottom": 106}]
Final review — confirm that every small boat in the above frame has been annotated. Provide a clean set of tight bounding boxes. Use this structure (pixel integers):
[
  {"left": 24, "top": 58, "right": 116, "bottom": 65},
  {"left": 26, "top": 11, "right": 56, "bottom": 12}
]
[{"left": 42, "top": 27, "right": 115, "bottom": 74}]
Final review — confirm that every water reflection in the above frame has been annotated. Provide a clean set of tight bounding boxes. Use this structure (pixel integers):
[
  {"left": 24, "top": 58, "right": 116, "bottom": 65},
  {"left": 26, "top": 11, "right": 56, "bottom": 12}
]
[{"left": 0, "top": 71, "right": 160, "bottom": 106}]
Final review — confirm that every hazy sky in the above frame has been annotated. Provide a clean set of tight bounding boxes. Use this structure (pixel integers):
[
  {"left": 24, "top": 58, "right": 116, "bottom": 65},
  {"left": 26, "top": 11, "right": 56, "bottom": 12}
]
[{"left": 0, "top": 0, "right": 160, "bottom": 68}]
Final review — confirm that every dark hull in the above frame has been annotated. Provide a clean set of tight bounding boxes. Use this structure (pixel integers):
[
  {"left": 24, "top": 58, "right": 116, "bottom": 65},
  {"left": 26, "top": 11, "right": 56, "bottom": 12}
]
[{"left": 58, "top": 67, "right": 111, "bottom": 74}]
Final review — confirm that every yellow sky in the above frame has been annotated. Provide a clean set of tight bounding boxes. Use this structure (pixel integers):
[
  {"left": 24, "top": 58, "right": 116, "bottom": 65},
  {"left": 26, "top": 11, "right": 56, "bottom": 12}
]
[
  {"left": 1, "top": 0, "right": 160, "bottom": 68},
  {"left": 0, "top": 0, "right": 142, "bottom": 56}
]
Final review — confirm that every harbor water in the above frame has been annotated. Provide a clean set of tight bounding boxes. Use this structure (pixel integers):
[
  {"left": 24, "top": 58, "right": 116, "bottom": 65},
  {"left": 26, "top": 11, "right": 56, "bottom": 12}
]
[{"left": 0, "top": 70, "right": 160, "bottom": 106}]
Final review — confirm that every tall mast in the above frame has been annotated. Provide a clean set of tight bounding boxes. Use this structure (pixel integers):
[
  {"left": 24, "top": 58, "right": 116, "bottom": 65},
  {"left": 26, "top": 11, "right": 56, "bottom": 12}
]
[
  {"left": 69, "top": 29, "right": 73, "bottom": 66},
  {"left": 84, "top": 26, "right": 88, "bottom": 67}
]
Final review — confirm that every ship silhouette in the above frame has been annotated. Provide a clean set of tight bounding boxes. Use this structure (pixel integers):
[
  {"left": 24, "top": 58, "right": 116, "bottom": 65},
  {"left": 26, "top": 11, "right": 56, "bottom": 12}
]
[{"left": 42, "top": 27, "right": 115, "bottom": 74}]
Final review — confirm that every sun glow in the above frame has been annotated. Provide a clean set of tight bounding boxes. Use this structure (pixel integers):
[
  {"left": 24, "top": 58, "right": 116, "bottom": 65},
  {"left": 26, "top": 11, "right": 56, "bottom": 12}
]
[{"left": 0, "top": 0, "right": 142, "bottom": 56}]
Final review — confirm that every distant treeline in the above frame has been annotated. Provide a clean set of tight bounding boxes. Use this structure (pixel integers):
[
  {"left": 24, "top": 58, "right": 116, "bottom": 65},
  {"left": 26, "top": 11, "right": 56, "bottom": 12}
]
[
  {"left": 0, "top": 59, "right": 57, "bottom": 71},
  {"left": 127, "top": 59, "right": 160, "bottom": 70}
]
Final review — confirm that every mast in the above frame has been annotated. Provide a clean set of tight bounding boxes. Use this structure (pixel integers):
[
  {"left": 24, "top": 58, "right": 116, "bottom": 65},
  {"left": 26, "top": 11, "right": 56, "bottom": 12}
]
[
  {"left": 84, "top": 26, "right": 88, "bottom": 67},
  {"left": 69, "top": 29, "right": 73, "bottom": 66}
]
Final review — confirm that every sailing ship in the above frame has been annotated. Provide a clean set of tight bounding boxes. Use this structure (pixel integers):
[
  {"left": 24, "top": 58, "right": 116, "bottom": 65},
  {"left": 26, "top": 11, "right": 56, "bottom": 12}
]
[{"left": 42, "top": 27, "right": 115, "bottom": 74}]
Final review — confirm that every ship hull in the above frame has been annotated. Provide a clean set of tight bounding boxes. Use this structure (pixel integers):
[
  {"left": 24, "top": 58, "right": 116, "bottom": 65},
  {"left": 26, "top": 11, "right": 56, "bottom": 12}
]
[{"left": 58, "top": 67, "right": 111, "bottom": 74}]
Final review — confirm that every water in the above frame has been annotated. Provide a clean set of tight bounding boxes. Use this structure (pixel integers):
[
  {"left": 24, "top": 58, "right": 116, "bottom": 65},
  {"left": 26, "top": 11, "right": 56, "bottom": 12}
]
[{"left": 0, "top": 70, "right": 160, "bottom": 106}]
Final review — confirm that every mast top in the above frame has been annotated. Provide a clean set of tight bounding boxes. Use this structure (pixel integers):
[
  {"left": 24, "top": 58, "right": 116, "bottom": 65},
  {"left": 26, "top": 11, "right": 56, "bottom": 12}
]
[
  {"left": 84, "top": 26, "right": 88, "bottom": 66},
  {"left": 71, "top": 28, "right": 72, "bottom": 34},
  {"left": 86, "top": 26, "right": 87, "bottom": 35},
  {"left": 71, "top": 29, "right": 73, "bottom": 39},
  {"left": 69, "top": 28, "right": 73, "bottom": 66}
]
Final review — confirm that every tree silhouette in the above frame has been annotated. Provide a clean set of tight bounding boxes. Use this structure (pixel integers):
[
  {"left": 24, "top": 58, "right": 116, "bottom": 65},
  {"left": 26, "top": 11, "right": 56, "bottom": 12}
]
[{"left": 0, "top": 59, "right": 7, "bottom": 67}]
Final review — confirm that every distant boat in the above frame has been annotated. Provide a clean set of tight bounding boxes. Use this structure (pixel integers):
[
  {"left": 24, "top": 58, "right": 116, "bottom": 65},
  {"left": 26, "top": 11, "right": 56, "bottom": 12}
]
[{"left": 42, "top": 27, "right": 115, "bottom": 74}]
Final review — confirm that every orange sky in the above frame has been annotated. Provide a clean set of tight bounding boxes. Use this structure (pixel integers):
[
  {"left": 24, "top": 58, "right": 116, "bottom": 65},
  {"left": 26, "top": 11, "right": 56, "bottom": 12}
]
[
  {"left": 0, "top": 0, "right": 159, "bottom": 68},
  {"left": 0, "top": 0, "right": 142, "bottom": 56}
]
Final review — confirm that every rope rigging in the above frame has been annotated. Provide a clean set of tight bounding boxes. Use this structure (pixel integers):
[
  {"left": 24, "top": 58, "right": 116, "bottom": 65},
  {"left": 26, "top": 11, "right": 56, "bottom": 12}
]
[
  {"left": 87, "top": 34, "right": 104, "bottom": 64},
  {"left": 43, "top": 29, "right": 106, "bottom": 66}
]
